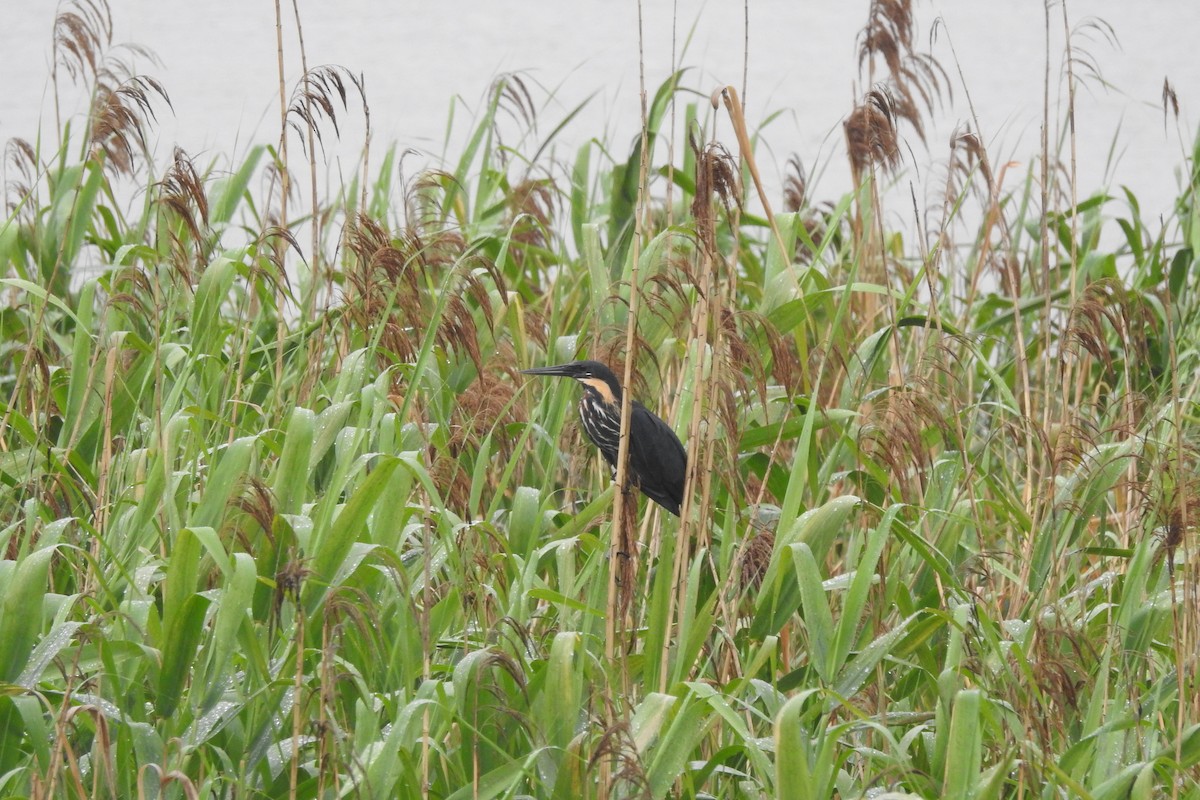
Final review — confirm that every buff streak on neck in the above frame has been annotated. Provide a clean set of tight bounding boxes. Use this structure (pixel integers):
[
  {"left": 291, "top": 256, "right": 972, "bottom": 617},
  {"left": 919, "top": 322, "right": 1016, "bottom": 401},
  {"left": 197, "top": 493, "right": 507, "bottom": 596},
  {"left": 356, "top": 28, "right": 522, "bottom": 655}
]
[{"left": 579, "top": 377, "right": 616, "bottom": 404}]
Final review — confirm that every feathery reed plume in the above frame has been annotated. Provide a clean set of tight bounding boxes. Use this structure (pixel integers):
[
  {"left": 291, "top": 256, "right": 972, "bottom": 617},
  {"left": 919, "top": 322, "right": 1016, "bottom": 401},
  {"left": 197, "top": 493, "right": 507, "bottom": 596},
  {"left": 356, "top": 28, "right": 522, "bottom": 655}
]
[
  {"left": 52, "top": 0, "right": 168, "bottom": 175},
  {"left": 1135, "top": 445, "right": 1200, "bottom": 567},
  {"left": 245, "top": 226, "right": 299, "bottom": 299},
  {"left": 859, "top": 380, "right": 950, "bottom": 502},
  {"left": 719, "top": 308, "right": 765, "bottom": 419},
  {"left": 454, "top": 527, "right": 522, "bottom": 628},
  {"left": 845, "top": 88, "right": 902, "bottom": 181},
  {"left": 737, "top": 531, "right": 775, "bottom": 591},
  {"left": 488, "top": 73, "right": 539, "bottom": 167},
  {"left": 3, "top": 138, "right": 37, "bottom": 216},
  {"left": 155, "top": 147, "right": 210, "bottom": 276},
  {"left": 432, "top": 368, "right": 525, "bottom": 517},
  {"left": 1063, "top": 18, "right": 1118, "bottom": 90},
  {"left": 90, "top": 75, "right": 170, "bottom": 177},
  {"left": 1045, "top": 413, "right": 1100, "bottom": 477},
  {"left": 495, "top": 73, "right": 537, "bottom": 133},
  {"left": 782, "top": 154, "right": 807, "bottom": 213},
  {"left": 104, "top": 266, "right": 154, "bottom": 322},
  {"left": 745, "top": 310, "right": 806, "bottom": 397},
  {"left": 344, "top": 212, "right": 503, "bottom": 373},
  {"left": 1162, "top": 77, "right": 1180, "bottom": 129},
  {"left": 641, "top": 255, "right": 693, "bottom": 330},
  {"left": 232, "top": 478, "right": 278, "bottom": 551},
  {"left": 454, "top": 365, "right": 525, "bottom": 460},
  {"left": 407, "top": 168, "right": 460, "bottom": 229},
  {"left": 287, "top": 65, "right": 366, "bottom": 156},
  {"left": 858, "top": 0, "right": 915, "bottom": 78},
  {"left": 260, "top": 160, "right": 297, "bottom": 231},
  {"left": 943, "top": 127, "right": 992, "bottom": 207},
  {"left": 344, "top": 214, "right": 420, "bottom": 364},
  {"left": 690, "top": 133, "right": 741, "bottom": 254},
  {"left": 1062, "top": 279, "right": 1131, "bottom": 372},
  {"left": 857, "top": 0, "right": 948, "bottom": 143},
  {"left": 589, "top": 718, "right": 651, "bottom": 799},
  {"left": 53, "top": 0, "right": 112, "bottom": 86},
  {"left": 506, "top": 176, "right": 557, "bottom": 268},
  {"left": 992, "top": 621, "right": 1095, "bottom": 751},
  {"left": 89, "top": 77, "right": 162, "bottom": 168}
]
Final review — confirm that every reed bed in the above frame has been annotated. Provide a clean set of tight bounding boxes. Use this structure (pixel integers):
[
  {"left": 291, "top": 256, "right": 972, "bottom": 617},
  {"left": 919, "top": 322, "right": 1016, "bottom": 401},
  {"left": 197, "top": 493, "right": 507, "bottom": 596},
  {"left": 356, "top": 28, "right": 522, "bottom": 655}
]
[{"left": 1, "top": 0, "right": 1198, "bottom": 797}]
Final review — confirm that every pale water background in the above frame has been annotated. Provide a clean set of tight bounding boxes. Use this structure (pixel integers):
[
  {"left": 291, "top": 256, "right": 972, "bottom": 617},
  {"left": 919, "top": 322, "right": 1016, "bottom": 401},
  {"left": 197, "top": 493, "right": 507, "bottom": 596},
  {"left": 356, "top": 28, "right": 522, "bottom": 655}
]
[{"left": 2, "top": 1, "right": 1198, "bottom": 238}]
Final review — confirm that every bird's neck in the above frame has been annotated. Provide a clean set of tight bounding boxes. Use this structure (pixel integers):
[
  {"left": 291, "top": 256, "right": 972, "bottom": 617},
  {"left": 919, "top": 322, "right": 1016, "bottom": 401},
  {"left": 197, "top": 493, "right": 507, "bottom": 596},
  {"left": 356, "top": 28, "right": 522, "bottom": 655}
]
[{"left": 579, "top": 377, "right": 620, "bottom": 405}]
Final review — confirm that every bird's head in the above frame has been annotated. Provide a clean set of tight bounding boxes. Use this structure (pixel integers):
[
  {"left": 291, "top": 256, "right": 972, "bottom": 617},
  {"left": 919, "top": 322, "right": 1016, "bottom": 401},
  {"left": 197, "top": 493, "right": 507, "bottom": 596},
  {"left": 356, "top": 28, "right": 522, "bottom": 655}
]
[{"left": 520, "top": 360, "right": 622, "bottom": 404}]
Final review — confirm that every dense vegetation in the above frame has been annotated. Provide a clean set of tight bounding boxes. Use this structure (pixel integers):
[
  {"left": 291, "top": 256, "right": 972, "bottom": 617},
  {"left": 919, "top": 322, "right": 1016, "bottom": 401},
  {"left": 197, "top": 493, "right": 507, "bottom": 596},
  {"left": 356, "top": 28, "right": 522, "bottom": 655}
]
[{"left": 2, "top": 1, "right": 1199, "bottom": 797}]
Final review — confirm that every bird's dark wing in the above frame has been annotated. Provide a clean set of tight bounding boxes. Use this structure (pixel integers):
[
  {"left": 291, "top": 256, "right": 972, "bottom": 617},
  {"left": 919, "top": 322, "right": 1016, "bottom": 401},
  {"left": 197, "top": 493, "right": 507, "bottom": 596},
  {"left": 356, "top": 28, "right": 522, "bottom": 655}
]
[{"left": 627, "top": 401, "right": 688, "bottom": 515}]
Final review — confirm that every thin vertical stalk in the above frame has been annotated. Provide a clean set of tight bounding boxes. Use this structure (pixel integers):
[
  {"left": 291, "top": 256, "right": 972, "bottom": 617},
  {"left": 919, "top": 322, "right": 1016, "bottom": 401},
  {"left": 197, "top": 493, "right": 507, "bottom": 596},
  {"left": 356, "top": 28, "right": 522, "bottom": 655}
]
[
  {"left": 1059, "top": 0, "right": 1081, "bottom": 406},
  {"left": 289, "top": 0, "right": 320, "bottom": 315},
  {"left": 717, "top": 85, "right": 809, "bottom": 400},
  {"left": 1164, "top": 197, "right": 1191, "bottom": 800},
  {"left": 601, "top": 6, "right": 650, "bottom": 792},
  {"left": 360, "top": 76, "right": 371, "bottom": 215},
  {"left": 1043, "top": 0, "right": 1083, "bottom": 616},
  {"left": 421, "top": 500, "right": 433, "bottom": 799},
  {"left": 664, "top": 0, "right": 678, "bottom": 229},
  {"left": 606, "top": 0, "right": 650, "bottom": 678},
  {"left": 1017, "top": 1, "right": 1056, "bottom": 594},
  {"left": 670, "top": 192, "right": 714, "bottom": 693},
  {"left": 289, "top": 605, "right": 304, "bottom": 800},
  {"left": 272, "top": 0, "right": 289, "bottom": 396},
  {"left": 716, "top": 87, "right": 789, "bottom": 276}
]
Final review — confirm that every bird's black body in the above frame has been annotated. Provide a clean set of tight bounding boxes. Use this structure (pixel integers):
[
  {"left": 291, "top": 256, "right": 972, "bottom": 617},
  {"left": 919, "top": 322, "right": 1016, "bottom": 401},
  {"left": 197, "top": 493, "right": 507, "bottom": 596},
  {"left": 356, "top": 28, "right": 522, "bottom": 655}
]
[{"left": 521, "top": 360, "right": 688, "bottom": 516}]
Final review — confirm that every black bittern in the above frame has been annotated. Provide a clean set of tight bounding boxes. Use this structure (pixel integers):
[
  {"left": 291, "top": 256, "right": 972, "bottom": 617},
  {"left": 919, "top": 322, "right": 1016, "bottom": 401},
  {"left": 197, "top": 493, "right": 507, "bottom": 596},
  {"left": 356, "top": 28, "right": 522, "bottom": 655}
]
[{"left": 522, "top": 360, "right": 687, "bottom": 516}]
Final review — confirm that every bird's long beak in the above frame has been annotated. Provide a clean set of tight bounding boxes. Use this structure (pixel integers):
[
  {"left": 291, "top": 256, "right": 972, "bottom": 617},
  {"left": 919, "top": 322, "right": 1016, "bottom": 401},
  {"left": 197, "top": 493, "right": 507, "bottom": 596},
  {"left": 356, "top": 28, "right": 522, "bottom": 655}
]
[{"left": 520, "top": 364, "right": 576, "bottom": 378}]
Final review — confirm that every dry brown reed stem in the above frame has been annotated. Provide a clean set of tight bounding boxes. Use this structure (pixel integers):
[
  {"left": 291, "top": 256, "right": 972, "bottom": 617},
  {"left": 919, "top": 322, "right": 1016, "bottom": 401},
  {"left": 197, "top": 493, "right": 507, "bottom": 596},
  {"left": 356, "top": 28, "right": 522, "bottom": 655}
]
[
  {"left": 844, "top": 89, "right": 914, "bottom": 509},
  {"left": 289, "top": 599, "right": 304, "bottom": 800},
  {"left": 1015, "top": 0, "right": 1062, "bottom": 597},
  {"left": 940, "top": 10, "right": 1035, "bottom": 609},
  {"left": 1056, "top": 0, "right": 1082, "bottom": 408},
  {"left": 92, "top": 344, "right": 119, "bottom": 554},
  {"left": 606, "top": 182, "right": 644, "bottom": 641},
  {"left": 851, "top": 4, "right": 952, "bottom": 482},
  {"left": 1159, "top": 86, "right": 1196, "bottom": 794},
  {"left": 663, "top": 137, "right": 723, "bottom": 692},
  {"left": 712, "top": 86, "right": 790, "bottom": 277},
  {"left": 1043, "top": 3, "right": 1087, "bottom": 609},
  {"left": 851, "top": 0, "right": 938, "bottom": 318},
  {"left": 936, "top": 24, "right": 1015, "bottom": 328},
  {"left": 289, "top": 0, "right": 319, "bottom": 320},
  {"left": 663, "top": 3, "right": 681, "bottom": 231},
  {"left": 713, "top": 83, "right": 817, "bottom": 424},
  {"left": 693, "top": 135, "right": 757, "bottom": 683},
  {"left": 601, "top": 10, "right": 651, "bottom": 778}
]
